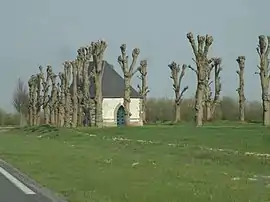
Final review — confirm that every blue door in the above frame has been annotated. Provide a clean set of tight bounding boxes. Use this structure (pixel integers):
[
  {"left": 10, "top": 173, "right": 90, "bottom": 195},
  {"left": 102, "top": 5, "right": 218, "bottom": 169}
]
[{"left": 116, "top": 106, "right": 125, "bottom": 126}]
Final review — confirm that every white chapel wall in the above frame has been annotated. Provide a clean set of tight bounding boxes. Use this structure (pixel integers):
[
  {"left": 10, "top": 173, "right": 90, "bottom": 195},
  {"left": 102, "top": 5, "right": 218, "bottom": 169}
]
[{"left": 102, "top": 98, "right": 142, "bottom": 126}]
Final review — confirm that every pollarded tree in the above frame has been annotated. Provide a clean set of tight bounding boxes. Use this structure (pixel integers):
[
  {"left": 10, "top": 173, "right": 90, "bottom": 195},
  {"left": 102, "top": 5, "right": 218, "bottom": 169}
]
[
  {"left": 49, "top": 72, "right": 58, "bottom": 125},
  {"left": 256, "top": 35, "right": 270, "bottom": 125},
  {"left": 91, "top": 40, "right": 107, "bottom": 128},
  {"left": 28, "top": 75, "right": 37, "bottom": 125},
  {"left": 205, "top": 57, "right": 222, "bottom": 121},
  {"left": 137, "top": 60, "right": 149, "bottom": 124},
  {"left": 63, "top": 61, "right": 72, "bottom": 127},
  {"left": 76, "top": 46, "right": 92, "bottom": 126},
  {"left": 187, "top": 32, "right": 213, "bottom": 126},
  {"left": 81, "top": 47, "right": 91, "bottom": 126},
  {"left": 36, "top": 70, "right": 43, "bottom": 124},
  {"left": 70, "top": 60, "right": 78, "bottom": 127},
  {"left": 204, "top": 59, "right": 214, "bottom": 121},
  {"left": 40, "top": 65, "right": 51, "bottom": 124},
  {"left": 168, "top": 62, "right": 188, "bottom": 123},
  {"left": 118, "top": 44, "right": 140, "bottom": 126},
  {"left": 58, "top": 72, "right": 65, "bottom": 126},
  {"left": 75, "top": 47, "right": 85, "bottom": 126},
  {"left": 56, "top": 82, "right": 61, "bottom": 126},
  {"left": 236, "top": 56, "right": 245, "bottom": 122}
]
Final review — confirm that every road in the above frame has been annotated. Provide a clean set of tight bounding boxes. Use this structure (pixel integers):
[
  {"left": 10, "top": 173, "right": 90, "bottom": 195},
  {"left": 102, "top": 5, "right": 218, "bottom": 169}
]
[{"left": 0, "top": 166, "right": 56, "bottom": 202}]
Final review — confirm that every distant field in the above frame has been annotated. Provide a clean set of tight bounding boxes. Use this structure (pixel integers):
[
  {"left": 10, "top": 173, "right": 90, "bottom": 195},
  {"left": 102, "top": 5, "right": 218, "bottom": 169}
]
[{"left": 0, "top": 124, "right": 270, "bottom": 202}]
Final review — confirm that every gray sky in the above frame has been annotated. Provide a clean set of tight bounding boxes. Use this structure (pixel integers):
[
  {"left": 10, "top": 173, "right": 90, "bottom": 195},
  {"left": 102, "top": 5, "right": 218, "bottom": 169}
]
[{"left": 0, "top": 0, "right": 269, "bottom": 111}]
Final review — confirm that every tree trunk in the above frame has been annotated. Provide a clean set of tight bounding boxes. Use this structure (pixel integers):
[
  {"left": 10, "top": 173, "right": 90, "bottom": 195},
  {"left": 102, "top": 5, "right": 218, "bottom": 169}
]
[
  {"left": 262, "top": 89, "right": 270, "bottom": 125},
  {"left": 77, "top": 105, "right": 82, "bottom": 126},
  {"left": 210, "top": 104, "right": 217, "bottom": 121},
  {"left": 89, "top": 99, "right": 95, "bottom": 126},
  {"left": 58, "top": 109, "right": 62, "bottom": 126},
  {"left": 54, "top": 109, "right": 58, "bottom": 125},
  {"left": 58, "top": 91, "right": 64, "bottom": 127},
  {"left": 195, "top": 82, "right": 204, "bottom": 126},
  {"left": 64, "top": 94, "right": 69, "bottom": 127},
  {"left": 72, "top": 104, "right": 78, "bottom": 128},
  {"left": 44, "top": 107, "right": 49, "bottom": 124},
  {"left": 32, "top": 105, "right": 37, "bottom": 125},
  {"left": 50, "top": 109, "right": 54, "bottom": 125},
  {"left": 141, "top": 96, "right": 146, "bottom": 123},
  {"left": 174, "top": 102, "right": 181, "bottom": 123},
  {"left": 141, "top": 69, "right": 147, "bottom": 123},
  {"left": 205, "top": 102, "right": 212, "bottom": 121},
  {"left": 95, "top": 76, "right": 103, "bottom": 128},
  {"left": 124, "top": 76, "right": 131, "bottom": 125},
  {"left": 262, "top": 101, "right": 270, "bottom": 125},
  {"left": 36, "top": 111, "right": 40, "bottom": 125},
  {"left": 239, "top": 98, "right": 245, "bottom": 122},
  {"left": 260, "top": 70, "right": 270, "bottom": 125},
  {"left": 71, "top": 70, "right": 78, "bottom": 127},
  {"left": 29, "top": 106, "right": 33, "bottom": 126}
]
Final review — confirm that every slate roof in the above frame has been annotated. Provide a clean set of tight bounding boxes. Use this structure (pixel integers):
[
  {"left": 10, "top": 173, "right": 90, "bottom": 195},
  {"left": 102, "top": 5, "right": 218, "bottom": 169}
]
[{"left": 89, "top": 61, "right": 141, "bottom": 98}]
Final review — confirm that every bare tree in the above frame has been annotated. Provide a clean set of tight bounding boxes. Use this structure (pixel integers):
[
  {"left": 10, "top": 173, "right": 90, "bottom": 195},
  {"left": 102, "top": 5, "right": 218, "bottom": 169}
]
[
  {"left": 205, "top": 57, "right": 222, "bottom": 121},
  {"left": 256, "top": 35, "right": 270, "bottom": 125},
  {"left": 118, "top": 44, "right": 140, "bottom": 126},
  {"left": 236, "top": 56, "right": 245, "bottom": 122},
  {"left": 137, "top": 60, "right": 149, "bottom": 124},
  {"left": 187, "top": 32, "right": 213, "bottom": 126},
  {"left": 12, "top": 78, "right": 29, "bottom": 125},
  {"left": 92, "top": 40, "right": 107, "bottom": 128},
  {"left": 168, "top": 62, "right": 188, "bottom": 123}
]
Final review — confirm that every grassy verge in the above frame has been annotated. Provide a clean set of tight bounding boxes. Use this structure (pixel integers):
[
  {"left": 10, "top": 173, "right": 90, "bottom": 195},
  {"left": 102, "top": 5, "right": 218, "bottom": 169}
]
[{"left": 0, "top": 124, "right": 270, "bottom": 202}]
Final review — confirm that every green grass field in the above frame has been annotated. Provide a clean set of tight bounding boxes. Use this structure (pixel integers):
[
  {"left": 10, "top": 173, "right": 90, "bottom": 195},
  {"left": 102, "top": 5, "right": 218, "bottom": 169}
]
[{"left": 0, "top": 124, "right": 270, "bottom": 202}]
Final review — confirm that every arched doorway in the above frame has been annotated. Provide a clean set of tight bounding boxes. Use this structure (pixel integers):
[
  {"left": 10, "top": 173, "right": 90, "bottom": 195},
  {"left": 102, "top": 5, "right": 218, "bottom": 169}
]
[{"left": 116, "top": 105, "right": 125, "bottom": 126}]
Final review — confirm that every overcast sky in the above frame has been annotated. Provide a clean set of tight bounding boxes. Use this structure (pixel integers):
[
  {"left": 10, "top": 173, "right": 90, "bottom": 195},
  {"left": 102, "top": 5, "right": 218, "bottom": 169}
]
[{"left": 0, "top": 0, "right": 269, "bottom": 111}]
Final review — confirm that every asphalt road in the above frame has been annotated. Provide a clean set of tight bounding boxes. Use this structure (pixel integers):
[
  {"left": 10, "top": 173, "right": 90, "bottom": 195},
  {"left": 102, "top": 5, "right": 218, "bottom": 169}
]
[{"left": 0, "top": 166, "right": 53, "bottom": 202}]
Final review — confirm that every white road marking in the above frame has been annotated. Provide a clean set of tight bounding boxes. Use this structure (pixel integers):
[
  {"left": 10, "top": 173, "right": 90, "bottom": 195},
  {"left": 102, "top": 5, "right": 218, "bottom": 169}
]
[{"left": 0, "top": 166, "right": 35, "bottom": 195}]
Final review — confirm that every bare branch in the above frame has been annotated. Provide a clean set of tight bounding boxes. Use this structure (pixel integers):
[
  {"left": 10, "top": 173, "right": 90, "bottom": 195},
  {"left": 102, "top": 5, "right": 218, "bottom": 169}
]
[
  {"left": 129, "top": 48, "right": 140, "bottom": 74},
  {"left": 187, "top": 32, "right": 198, "bottom": 57},
  {"left": 258, "top": 35, "right": 267, "bottom": 55},
  {"left": 179, "top": 64, "right": 187, "bottom": 82},
  {"left": 197, "top": 35, "right": 205, "bottom": 54},
  {"left": 192, "top": 58, "right": 198, "bottom": 66},
  {"left": 137, "top": 84, "right": 142, "bottom": 94},
  {"left": 168, "top": 61, "right": 180, "bottom": 91},
  {"left": 188, "top": 65, "right": 198, "bottom": 74},
  {"left": 118, "top": 44, "right": 127, "bottom": 73},
  {"left": 178, "top": 86, "right": 188, "bottom": 102},
  {"left": 203, "top": 35, "right": 213, "bottom": 57},
  {"left": 91, "top": 40, "right": 107, "bottom": 74},
  {"left": 131, "top": 68, "right": 139, "bottom": 77},
  {"left": 265, "top": 36, "right": 270, "bottom": 57},
  {"left": 256, "top": 47, "right": 261, "bottom": 58}
]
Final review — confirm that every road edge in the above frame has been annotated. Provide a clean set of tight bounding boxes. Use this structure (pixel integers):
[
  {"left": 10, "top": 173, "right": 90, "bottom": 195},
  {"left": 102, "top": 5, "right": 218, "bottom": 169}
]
[{"left": 0, "top": 159, "right": 67, "bottom": 202}]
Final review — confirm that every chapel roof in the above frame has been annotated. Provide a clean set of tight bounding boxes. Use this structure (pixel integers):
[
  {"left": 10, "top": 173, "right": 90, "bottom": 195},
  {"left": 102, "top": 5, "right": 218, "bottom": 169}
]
[{"left": 89, "top": 61, "right": 142, "bottom": 98}]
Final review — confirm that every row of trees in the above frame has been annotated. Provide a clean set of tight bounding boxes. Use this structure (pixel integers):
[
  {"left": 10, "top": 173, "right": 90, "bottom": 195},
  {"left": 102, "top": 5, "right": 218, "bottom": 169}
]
[
  {"left": 26, "top": 41, "right": 149, "bottom": 128},
  {"left": 8, "top": 96, "right": 262, "bottom": 126},
  {"left": 167, "top": 33, "right": 270, "bottom": 126},
  {"left": 145, "top": 97, "right": 262, "bottom": 123},
  {"left": 13, "top": 33, "right": 270, "bottom": 127}
]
